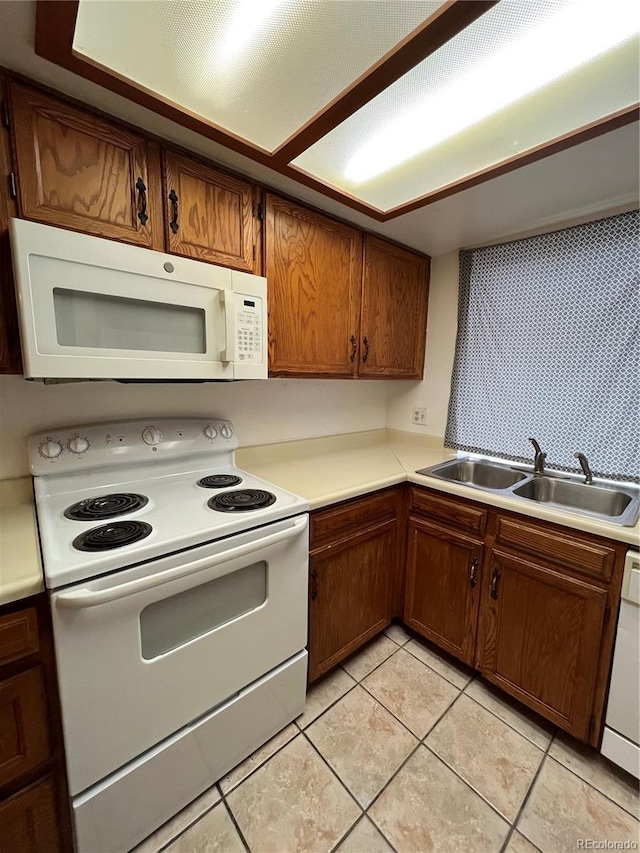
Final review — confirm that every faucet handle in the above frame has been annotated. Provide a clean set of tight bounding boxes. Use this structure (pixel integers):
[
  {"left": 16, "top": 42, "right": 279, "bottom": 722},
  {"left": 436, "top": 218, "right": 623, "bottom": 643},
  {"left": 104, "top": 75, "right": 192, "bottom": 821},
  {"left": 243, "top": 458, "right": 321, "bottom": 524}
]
[{"left": 574, "top": 451, "right": 593, "bottom": 485}]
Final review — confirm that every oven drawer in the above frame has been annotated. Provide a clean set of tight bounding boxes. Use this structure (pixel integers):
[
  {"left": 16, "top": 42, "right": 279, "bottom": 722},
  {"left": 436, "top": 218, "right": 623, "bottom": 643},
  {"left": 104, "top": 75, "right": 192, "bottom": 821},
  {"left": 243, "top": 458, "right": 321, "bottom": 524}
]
[
  {"left": 73, "top": 651, "right": 307, "bottom": 853},
  {"left": 51, "top": 514, "right": 309, "bottom": 795}
]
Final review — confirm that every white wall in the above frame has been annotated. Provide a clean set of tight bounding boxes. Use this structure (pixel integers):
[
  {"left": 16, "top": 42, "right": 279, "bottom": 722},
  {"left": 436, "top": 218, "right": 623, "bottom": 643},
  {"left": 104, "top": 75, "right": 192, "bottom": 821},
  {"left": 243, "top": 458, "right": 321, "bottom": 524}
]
[
  {"left": 386, "top": 251, "right": 459, "bottom": 439},
  {"left": 0, "top": 376, "right": 391, "bottom": 479},
  {"left": 0, "top": 253, "right": 459, "bottom": 480}
]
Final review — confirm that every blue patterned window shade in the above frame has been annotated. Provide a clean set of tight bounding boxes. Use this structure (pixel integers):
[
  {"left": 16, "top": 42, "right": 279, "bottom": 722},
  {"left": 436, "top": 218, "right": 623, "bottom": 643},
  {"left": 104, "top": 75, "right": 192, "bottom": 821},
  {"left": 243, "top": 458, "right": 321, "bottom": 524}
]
[{"left": 445, "top": 210, "right": 639, "bottom": 483}]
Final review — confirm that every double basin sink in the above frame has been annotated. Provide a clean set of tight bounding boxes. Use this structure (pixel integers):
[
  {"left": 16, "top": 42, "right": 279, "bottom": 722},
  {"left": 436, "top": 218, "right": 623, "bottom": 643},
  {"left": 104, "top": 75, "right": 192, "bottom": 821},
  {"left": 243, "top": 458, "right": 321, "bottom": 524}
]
[{"left": 416, "top": 458, "right": 640, "bottom": 527}]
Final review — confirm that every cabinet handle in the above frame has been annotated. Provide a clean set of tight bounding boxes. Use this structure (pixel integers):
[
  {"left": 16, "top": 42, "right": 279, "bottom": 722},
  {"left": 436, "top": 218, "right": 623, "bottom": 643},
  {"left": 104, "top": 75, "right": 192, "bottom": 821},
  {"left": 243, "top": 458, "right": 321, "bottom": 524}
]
[
  {"left": 469, "top": 556, "right": 478, "bottom": 588},
  {"left": 362, "top": 336, "right": 370, "bottom": 363},
  {"left": 490, "top": 567, "right": 501, "bottom": 600},
  {"left": 310, "top": 568, "right": 319, "bottom": 601},
  {"left": 136, "top": 177, "right": 148, "bottom": 225},
  {"left": 168, "top": 189, "right": 179, "bottom": 234},
  {"left": 349, "top": 335, "right": 357, "bottom": 363}
]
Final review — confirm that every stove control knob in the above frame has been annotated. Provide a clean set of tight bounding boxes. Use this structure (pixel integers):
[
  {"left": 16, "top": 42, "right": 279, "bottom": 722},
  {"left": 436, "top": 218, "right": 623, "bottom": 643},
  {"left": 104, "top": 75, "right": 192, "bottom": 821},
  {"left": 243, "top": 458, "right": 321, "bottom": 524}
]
[
  {"left": 219, "top": 424, "right": 233, "bottom": 440},
  {"left": 68, "top": 436, "right": 90, "bottom": 455},
  {"left": 39, "top": 439, "right": 63, "bottom": 459},
  {"left": 142, "top": 426, "right": 163, "bottom": 446},
  {"left": 203, "top": 424, "right": 218, "bottom": 441}
]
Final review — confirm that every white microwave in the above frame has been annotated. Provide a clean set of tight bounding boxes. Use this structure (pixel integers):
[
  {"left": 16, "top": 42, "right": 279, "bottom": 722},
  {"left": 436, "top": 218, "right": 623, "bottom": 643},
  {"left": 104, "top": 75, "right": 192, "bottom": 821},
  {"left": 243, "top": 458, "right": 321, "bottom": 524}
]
[{"left": 9, "top": 219, "right": 268, "bottom": 381}]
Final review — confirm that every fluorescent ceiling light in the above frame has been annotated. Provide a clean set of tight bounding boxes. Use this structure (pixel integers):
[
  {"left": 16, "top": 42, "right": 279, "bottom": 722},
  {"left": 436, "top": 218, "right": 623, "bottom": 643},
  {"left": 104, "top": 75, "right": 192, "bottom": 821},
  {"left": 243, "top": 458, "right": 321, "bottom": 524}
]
[
  {"left": 344, "top": 0, "right": 640, "bottom": 183},
  {"left": 217, "top": 0, "right": 285, "bottom": 62}
]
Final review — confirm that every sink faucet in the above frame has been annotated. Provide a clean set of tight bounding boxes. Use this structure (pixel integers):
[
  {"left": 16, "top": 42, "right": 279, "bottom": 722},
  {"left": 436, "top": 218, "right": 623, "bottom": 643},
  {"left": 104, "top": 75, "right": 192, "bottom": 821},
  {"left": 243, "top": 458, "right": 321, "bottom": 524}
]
[
  {"left": 574, "top": 452, "right": 594, "bottom": 485},
  {"left": 528, "top": 438, "right": 547, "bottom": 474}
]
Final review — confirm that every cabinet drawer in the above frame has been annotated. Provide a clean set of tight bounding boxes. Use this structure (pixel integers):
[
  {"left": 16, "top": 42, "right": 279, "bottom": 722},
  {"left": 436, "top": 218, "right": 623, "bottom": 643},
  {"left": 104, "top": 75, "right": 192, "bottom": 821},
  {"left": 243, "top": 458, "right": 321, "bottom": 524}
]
[
  {"left": 495, "top": 516, "right": 616, "bottom": 580},
  {"left": 410, "top": 488, "right": 487, "bottom": 536},
  {"left": 0, "top": 775, "right": 61, "bottom": 853},
  {"left": 0, "top": 607, "right": 39, "bottom": 666},
  {"left": 311, "top": 490, "right": 398, "bottom": 549},
  {"left": 0, "top": 667, "right": 50, "bottom": 788}
]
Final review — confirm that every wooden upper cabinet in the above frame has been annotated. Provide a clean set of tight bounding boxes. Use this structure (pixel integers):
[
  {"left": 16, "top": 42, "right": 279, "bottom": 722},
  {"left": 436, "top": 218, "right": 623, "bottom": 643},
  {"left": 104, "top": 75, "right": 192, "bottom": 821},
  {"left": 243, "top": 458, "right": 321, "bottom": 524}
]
[
  {"left": 163, "top": 150, "right": 255, "bottom": 271},
  {"left": 265, "top": 195, "right": 362, "bottom": 377},
  {"left": 404, "top": 518, "right": 482, "bottom": 665},
  {"left": 0, "top": 78, "right": 21, "bottom": 375},
  {"left": 9, "top": 82, "right": 163, "bottom": 249},
  {"left": 478, "top": 549, "right": 608, "bottom": 741},
  {"left": 360, "top": 236, "right": 429, "bottom": 378}
]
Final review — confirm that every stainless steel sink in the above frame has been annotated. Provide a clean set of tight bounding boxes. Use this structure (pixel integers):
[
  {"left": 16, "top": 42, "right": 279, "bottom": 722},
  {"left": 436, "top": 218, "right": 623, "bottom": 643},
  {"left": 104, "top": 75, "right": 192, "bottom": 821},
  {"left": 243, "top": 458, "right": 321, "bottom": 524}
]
[
  {"left": 417, "top": 459, "right": 528, "bottom": 490},
  {"left": 416, "top": 457, "right": 640, "bottom": 527},
  {"left": 512, "top": 477, "right": 639, "bottom": 525}
]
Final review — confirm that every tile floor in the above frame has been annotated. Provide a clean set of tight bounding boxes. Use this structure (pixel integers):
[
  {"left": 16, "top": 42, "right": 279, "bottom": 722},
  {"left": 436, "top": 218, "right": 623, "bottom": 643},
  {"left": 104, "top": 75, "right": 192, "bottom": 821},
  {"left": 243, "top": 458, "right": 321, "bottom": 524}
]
[{"left": 136, "top": 624, "right": 639, "bottom": 853}]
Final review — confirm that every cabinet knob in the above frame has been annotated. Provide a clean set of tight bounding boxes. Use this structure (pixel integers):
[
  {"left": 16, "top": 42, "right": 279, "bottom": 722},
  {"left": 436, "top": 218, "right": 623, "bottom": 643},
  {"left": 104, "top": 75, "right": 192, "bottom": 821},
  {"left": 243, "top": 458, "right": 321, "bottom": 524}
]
[
  {"left": 362, "top": 336, "right": 370, "bottom": 363},
  {"left": 349, "top": 335, "right": 357, "bottom": 363}
]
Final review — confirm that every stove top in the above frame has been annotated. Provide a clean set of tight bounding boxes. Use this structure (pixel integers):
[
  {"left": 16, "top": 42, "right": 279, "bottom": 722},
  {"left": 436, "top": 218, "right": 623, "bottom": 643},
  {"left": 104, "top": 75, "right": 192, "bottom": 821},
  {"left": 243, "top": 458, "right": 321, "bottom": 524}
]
[{"left": 30, "top": 418, "right": 309, "bottom": 589}]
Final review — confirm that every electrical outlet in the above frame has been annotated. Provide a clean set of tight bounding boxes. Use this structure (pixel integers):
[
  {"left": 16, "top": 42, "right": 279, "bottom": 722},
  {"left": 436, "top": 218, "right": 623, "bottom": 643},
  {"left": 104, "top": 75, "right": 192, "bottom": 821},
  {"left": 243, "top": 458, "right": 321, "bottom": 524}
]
[{"left": 412, "top": 407, "right": 428, "bottom": 426}]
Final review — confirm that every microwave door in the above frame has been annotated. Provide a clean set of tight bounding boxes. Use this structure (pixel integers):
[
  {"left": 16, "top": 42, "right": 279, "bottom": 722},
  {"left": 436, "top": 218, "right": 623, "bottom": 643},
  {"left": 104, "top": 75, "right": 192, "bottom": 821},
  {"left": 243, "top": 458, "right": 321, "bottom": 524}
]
[{"left": 11, "top": 220, "right": 235, "bottom": 380}]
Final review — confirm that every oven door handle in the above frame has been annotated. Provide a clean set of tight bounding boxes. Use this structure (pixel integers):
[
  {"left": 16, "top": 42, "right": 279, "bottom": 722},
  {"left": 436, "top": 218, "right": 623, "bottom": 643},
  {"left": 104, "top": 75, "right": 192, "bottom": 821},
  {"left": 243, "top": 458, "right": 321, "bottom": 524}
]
[{"left": 55, "top": 516, "right": 307, "bottom": 610}]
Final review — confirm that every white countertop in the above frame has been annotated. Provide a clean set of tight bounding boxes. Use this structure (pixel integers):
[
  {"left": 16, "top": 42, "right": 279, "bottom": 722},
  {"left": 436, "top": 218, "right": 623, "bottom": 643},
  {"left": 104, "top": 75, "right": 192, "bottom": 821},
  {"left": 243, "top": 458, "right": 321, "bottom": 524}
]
[
  {"left": 0, "top": 477, "right": 43, "bottom": 606},
  {"left": 238, "top": 429, "right": 640, "bottom": 547}
]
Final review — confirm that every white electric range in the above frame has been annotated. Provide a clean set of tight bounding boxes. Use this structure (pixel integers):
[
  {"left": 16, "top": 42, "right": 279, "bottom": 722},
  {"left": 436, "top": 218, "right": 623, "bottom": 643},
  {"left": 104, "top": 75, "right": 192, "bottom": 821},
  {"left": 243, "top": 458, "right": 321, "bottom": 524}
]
[{"left": 30, "top": 418, "right": 309, "bottom": 853}]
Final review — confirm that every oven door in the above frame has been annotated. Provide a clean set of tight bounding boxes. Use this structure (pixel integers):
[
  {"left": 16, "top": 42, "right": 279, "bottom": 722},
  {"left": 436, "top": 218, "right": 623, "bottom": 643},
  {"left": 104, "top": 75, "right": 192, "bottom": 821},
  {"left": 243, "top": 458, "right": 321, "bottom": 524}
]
[
  {"left": 50, "top": 514, "right": 308, "bottom": 795},
  {"left": 11, "top": 218, "right": 243, "bottom": 380}
]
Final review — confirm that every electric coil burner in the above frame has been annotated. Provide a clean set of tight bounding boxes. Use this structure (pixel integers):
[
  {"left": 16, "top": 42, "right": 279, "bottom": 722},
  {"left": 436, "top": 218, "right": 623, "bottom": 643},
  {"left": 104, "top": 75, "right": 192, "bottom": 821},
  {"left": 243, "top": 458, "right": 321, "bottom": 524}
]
[
  {"left": 64, "top": 493, "right": 149, "bottom": 521},
  {"left": 197, "top": 474, "right": 243, "bottom": 488},
  {"left": 72, "top": 520, "right": 153, "bottom": 552},
  {"left": 207, "top": 489, "right": 277, "bottom": 512}
]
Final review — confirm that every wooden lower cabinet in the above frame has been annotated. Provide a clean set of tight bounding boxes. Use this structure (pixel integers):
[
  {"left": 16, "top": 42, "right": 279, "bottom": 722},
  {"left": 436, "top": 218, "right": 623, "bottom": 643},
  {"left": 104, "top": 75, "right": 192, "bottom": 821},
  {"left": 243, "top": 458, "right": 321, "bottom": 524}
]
[
  {"left": 0, "top": 598, "right": 72, "bottom": 852},
  {"left": 404, "top": 518, "right": 482, "bottom": 665},
  {"left": 402, "top": 486, "right": 625, "bottom": 746},
  {"left": 477, "top": 550, "right": 608, "bottom": 742},
  {"left": 0, "top": 775, "right": 62, "bottom": 853},
  {"left": 307, "top": 489, "right": 402, "bottom": 682}
]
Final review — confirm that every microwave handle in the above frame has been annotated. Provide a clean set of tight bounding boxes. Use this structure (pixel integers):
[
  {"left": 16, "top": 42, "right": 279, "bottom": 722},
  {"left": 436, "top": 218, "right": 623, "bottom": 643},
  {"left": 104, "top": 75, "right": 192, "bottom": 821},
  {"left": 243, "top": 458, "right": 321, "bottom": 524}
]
[
  {"left": 220, "top": 289, "right": 236, "bottom": 363},
  {"left": 55, "top": 515, "right": 307, "bottom": 610}
]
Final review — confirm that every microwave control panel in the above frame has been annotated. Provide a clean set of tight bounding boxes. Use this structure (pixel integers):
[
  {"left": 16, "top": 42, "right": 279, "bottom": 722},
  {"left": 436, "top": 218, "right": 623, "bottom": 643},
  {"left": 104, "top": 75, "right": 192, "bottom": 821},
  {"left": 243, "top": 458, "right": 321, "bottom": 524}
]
[{"left": 236, "top": 296, "right": 263, "bottom": 362}]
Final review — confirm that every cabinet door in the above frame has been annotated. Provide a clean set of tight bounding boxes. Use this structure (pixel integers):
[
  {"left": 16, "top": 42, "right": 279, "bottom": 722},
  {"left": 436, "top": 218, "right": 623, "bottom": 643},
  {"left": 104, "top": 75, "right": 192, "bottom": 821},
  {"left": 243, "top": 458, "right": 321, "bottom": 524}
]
[
  {"left": 308, "top": 519, "right": 396, "bottom": 682},
  {"left": 0, "top": 667, "right": 50, "bottom": 788},
  {"left": 163, "top": 150, "right": 255, "bottom": 271},
  {"left": 404, "top": 518, "right": 482, "bottom": 665},
  {"left": 478, "top": 550, "right": 608, "bottom": 741},
  {"left": 0, "top": 775, "right": 62, "bottom": 853},
  {"left": 360, "top": 235, "right": 429, "bottom": 378},
  {"left": 265, "top": 195, "right": 362, "bottom": 377},
  {"left": 9, "top": 82, "right": 163, "bottom": 249}
]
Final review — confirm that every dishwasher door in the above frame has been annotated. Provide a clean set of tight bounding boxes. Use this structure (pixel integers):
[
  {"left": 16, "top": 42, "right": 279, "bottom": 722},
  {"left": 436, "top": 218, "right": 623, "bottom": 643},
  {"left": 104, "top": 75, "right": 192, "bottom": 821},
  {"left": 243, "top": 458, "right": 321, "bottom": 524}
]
[{"left": 601, "top": 550, "right": 640, "bottom": 778}]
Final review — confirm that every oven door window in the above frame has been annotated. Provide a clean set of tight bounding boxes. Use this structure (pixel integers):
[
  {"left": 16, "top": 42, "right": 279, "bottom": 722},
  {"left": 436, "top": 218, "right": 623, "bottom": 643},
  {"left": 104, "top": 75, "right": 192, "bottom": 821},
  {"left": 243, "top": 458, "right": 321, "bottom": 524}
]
[
  {"left": 139, "top": 561, "right": 267, "bottom": 659},
  {"left": 53, "top": 287, "right": 206, "bottom": 353}
]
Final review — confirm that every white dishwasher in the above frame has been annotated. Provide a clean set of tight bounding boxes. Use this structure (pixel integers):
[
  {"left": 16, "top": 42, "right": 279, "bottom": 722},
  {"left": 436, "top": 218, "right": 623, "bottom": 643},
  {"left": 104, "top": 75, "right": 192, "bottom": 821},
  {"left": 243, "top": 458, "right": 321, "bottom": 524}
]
[{"left": 601, "top": 549, "right": 640, "bottom": 778}]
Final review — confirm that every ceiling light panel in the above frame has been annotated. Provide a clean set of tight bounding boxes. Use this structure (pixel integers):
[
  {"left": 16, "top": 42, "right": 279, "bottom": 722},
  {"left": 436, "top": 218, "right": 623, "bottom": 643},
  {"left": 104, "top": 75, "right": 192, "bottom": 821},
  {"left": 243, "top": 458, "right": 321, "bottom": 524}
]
[
  {"left": 72, "top": 0, "right": 445, "bottom": 153},
  {"left": 293, "top": 0, "right": 640, "bottom": 212}
]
